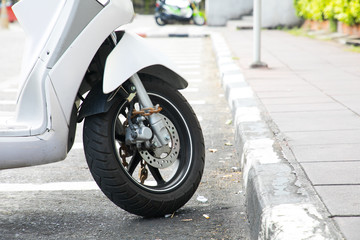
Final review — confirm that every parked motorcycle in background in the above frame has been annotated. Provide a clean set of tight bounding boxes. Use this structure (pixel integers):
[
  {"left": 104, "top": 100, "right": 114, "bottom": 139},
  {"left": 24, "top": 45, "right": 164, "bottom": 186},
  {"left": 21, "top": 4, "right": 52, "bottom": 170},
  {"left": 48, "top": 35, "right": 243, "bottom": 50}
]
[{"left": 155, "top": 0, "right": 205, "bottom": 26}]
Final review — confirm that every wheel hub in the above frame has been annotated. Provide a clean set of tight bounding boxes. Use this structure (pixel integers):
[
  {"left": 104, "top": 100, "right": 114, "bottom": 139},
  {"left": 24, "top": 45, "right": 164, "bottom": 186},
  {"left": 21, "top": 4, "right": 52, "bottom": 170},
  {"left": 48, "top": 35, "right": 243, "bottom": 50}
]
[{"left": 139, "top": 114, "right": 180, "bottom": 169}]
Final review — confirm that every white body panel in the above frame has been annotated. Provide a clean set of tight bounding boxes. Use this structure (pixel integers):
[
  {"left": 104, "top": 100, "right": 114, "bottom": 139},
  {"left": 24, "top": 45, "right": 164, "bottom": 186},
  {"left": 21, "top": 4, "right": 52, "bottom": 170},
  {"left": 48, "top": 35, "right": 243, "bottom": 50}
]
[
  {"left": 0, "top": 82, "right": 69, "bottom": 169},
  {"left": 12, "top": 0, "right": 66, "bottom": 89},
  {"left": 0, "top": 0, "right": 134, "bottom": 169},
  {"left": 0, "top": 0, "right": 186, "bottom": 169},
  {"left": 103, "top": 32, "right": 183, "bottom": 94},
  {"left": 49, "top": 0, "right": 134, "bottom": 123},
  {"left": 165, "top": 0, "right": 189, "bottom": 8}
]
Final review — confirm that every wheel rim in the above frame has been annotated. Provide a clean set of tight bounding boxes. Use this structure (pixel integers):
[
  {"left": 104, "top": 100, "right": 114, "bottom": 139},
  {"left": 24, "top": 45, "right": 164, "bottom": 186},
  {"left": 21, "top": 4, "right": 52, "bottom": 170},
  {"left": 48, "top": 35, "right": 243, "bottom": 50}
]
[
  {"left": 193, "top": 15, "right": 205, "bottom": 25},
  {"left": 112, "top": 93, "right": 193, "bottom": 193},
  {"left": 155, "top": 16, "right": 166, "bottom": 26}
]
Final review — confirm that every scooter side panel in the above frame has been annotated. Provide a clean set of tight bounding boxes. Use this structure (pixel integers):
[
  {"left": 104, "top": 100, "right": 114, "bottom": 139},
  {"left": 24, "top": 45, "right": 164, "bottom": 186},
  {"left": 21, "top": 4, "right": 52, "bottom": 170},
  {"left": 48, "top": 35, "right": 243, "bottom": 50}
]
[
  {"left": 103, "top": 32, "right": 187, "bottom": 94},
  {"left": 0, "top": 81, "right": 68, "bottom": 169},
  {"left": 12, "top": 0, "right": 66, "bottom": 89},
  {"left": 49, "top": 0, "right": 134, "bottom": 124},
  {"left": 14, "top": 60, "right": 48, "bottom": 136},
  {"left": 46, "top": 0, "right": 104, "bottom": 68},
  {"left": 11, "top": 0, "right": 99, "bottom": 136}
]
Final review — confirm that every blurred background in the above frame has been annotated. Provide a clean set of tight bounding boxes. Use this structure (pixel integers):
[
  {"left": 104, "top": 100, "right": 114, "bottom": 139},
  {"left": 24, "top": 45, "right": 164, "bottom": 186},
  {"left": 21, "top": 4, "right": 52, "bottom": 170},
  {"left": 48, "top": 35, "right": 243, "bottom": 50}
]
[{"left": 133, "top": 0, "right": 205, "bottom": 14}]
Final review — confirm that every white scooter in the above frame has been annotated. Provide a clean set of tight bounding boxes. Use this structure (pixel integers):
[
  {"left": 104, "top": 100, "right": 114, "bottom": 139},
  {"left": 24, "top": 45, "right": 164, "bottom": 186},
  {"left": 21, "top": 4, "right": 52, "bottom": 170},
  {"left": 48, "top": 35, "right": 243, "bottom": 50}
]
[{"left": 2, "top": 0, "right": 205, "bottom": 217}]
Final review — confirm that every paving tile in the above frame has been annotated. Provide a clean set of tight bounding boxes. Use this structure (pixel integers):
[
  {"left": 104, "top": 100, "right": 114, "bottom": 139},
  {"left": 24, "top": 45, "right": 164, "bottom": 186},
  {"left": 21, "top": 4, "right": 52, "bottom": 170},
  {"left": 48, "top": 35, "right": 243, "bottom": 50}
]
[
  {"left": 327, "top": 54, "right": 360, "bottom": 67},
  {"left": 265, "top": 102, "right": 345, "bottom": 113},
  {"left": 326, "top": 88, "right": 360, "bottom": 96},
  {"left": 261, "top": 96, "right": 334, "bottom": 105},
  {"left": 332, "top": 95, "right": 360, "bottom": 116},
  {"left": 256, "top": 89, "right": 326, "bottom": 99},
  {"left": 286, "top": 130, "right": 360, "bottom": 145},
  {"left": 299, "top": 71, "right": 358, "bottom": 83},
  {"left": 247, "top": 72, "right": 296, "bottom": 80},
  {"left": 249, "top": 80, "right": 314, "bottom": 90},
  {"left": 301, "top": 162, "right": 360, "bottom": 185},
  {"left": 292, "top": 144, "right": 360, "bottom": 162},
  {"left": 334, "top": 217, "right": 360, "bottom": 240},
  {"left": 289, "top": 63, "right": 332, "bottom": 71},
  {"left": 270, "top": 110, "right": 360, "bottom": 132},
  {"left": 315, "top": 185, "right": 360, "bottom": 216},
  {"left": 313, "top": 82, "right": 360, "bottom": 96}
]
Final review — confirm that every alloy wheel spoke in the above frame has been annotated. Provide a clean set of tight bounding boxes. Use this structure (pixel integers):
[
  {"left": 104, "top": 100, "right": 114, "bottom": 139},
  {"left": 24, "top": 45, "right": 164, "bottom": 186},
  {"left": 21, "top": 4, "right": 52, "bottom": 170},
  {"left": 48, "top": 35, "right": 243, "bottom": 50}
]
[
  {"left": 127, "top": 152, "right": 141, "bottom": 175},
  {"left": 148, "top": 165, "right": 166, "bottom": 185}
]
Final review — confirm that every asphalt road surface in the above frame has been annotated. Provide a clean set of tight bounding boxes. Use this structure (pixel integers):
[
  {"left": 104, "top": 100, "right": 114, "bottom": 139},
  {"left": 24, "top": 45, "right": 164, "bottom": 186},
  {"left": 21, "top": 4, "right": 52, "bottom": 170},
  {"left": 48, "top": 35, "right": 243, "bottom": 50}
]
[{"left": 0, "top": 24, "right": 250, "bottom": 240}]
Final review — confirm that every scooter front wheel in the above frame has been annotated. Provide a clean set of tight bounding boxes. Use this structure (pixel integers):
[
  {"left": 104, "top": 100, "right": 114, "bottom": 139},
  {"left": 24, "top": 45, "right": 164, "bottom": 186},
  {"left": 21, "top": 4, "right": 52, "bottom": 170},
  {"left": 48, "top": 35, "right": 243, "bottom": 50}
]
[{"left": 83, "top": 79, "right": 205, "bottom": 217}]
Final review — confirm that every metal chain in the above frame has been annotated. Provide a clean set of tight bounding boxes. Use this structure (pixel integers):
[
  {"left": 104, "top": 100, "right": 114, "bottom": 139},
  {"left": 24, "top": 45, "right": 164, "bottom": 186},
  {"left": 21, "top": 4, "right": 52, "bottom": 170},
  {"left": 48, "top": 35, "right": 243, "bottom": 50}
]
[
  {"left": 123, "top": 104, "right": 162, "bottom": 127},
  {"left": 139, "top": 160, "right": 148, "bottom": 184},
  {"left": 119, "top": 144, "right": 129, "bottom": 167},
  {"left": 132, "top": 104, "right": 162, "bottom": 117}
]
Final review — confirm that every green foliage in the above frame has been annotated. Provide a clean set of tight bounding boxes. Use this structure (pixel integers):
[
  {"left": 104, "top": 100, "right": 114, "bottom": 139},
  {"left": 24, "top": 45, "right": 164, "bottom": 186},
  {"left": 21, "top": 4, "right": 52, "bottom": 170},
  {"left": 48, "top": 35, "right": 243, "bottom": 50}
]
[
  {"left": 335, "top": 0, "right": 360, "bottom": 25},
  {"left": 323, "top": 0, "right": 336, "bottom": 19},
  {"left": 348, "top": 45, "right": 360, "bottom": 52},
  {"left": 294, "top": 0, "right": 360, "bottom": 25},
  {"left": 294, "top": 0, "right": 329, "bottom": 21}
]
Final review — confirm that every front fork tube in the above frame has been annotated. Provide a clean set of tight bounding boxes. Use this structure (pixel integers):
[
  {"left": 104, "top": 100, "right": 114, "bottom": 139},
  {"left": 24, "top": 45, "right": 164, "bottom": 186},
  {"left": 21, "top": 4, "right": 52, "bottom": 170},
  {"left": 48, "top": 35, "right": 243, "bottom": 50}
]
[{"left": 129, "top": 74, "right": 170, "bottom": 147}]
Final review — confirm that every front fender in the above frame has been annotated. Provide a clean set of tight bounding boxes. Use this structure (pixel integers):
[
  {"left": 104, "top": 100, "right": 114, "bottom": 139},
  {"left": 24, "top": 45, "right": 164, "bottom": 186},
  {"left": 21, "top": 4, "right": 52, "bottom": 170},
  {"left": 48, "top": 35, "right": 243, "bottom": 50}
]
[{"left": 103, "top": 31, "right": 188, "bottom": 94}]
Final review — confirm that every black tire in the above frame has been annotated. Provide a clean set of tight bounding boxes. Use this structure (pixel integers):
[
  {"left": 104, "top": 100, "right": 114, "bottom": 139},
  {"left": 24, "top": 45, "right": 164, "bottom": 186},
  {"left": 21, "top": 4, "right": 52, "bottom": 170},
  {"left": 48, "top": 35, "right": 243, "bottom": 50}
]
[
  {"left": 83, "top": 79, "right": 205, "bottom": 217},
  {"left": 155, "top": 16, "right": 167, "bottom": 26}
]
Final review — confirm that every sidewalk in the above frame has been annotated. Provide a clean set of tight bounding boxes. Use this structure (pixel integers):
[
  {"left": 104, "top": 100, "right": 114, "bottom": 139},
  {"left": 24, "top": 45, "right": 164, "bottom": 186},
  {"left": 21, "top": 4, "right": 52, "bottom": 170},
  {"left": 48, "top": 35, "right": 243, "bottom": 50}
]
[{"left": 217, "top": 21, "right": 360, "bottom": 239}]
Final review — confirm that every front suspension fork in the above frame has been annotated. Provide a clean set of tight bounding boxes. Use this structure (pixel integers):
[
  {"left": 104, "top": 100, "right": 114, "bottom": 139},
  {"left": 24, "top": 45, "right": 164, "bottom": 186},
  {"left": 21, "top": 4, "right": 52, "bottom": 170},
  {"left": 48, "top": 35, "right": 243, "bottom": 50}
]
[{"left": 129, "top": 74, "right": 170, "bottom": 147}]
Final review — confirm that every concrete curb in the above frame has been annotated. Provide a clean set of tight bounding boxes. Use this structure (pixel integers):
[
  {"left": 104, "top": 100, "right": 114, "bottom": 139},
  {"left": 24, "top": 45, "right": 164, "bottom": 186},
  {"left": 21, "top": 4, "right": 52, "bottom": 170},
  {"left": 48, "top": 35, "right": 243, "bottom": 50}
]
[{"left": 210, "top": 32, "right": 343, "bottom": 240}]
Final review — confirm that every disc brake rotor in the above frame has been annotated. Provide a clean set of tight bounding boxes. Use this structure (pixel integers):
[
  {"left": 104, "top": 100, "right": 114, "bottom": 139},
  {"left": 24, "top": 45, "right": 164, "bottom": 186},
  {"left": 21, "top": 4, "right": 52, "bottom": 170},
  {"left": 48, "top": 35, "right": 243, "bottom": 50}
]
[{"left": 139, "top": 114, "right": 180, "bottom": 169}]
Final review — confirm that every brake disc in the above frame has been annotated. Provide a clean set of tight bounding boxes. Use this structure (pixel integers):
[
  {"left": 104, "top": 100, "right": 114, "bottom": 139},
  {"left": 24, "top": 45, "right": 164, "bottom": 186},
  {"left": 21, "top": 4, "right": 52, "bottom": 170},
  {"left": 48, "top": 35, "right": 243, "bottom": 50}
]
[{"left": 139, "top": 114, "right": 180, "bottom": 169}]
